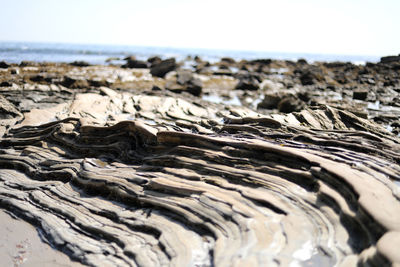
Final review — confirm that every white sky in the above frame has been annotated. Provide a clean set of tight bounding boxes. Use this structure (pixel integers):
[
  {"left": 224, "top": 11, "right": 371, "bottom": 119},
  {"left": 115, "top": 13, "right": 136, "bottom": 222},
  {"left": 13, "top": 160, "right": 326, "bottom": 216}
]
[{"left": 1, "top": 0, "right": 399, "bottom": 56}]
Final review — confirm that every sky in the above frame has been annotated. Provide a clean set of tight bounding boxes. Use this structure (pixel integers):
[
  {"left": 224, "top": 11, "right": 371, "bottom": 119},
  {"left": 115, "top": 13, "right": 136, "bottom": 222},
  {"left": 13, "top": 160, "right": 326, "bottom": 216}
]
[{"left": 1, "top": 0, "right": 399, "bottom": 56}]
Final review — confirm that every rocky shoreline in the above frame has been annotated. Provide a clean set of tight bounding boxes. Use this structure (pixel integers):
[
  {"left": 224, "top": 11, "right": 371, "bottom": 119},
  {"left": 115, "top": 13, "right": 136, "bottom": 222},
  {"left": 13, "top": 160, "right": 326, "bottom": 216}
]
[{"left": 0, "top": 55, "right": 400, "bottom": 266}]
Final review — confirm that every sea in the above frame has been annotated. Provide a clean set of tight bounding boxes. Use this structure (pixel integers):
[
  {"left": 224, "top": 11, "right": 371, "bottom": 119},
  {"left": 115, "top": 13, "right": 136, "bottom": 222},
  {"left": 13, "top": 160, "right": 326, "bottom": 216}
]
[{"left": 0, "top": 41, "right": 380, "bottom": 65}]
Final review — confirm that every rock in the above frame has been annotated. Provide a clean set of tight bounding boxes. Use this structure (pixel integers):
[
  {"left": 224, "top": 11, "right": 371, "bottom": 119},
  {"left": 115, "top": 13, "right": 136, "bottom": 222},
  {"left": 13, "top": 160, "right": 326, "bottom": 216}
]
[
  {"left": 218, "top": 63, "right": 230, "bottom": 70},
  {"left": 358, "top": 74, "right": 375, "bottom": 85},
  {"left": 122, "top": 56, "right": 149, "bottom": 69},
  {"left": 1, "top": 95, "right": 400, "bottom": 266},
  {"left": 148, "top": 56, "right": 162, "bottom": 65},
  {"left": 260, "top": 79, "right": 284, "bottom": 91},
  {"left": 185, "top": 78, "right": 202, "bottom": 96},
  {"left": 29, "top": 74, "right": 46, "bottom": 83},
  {"left": 297, "top": 58, "right": 308, "bottom": 65},
  {"left": 297, "top": 91, "right": 312, "bottom": 102},
  {"left": 151, "top": 85, "right": 162, "bottom": 91},
  {"left": 88, "top": 79, "right": 110, "bottom": 87},
  {"left": 213, "top": 69, "right": 233, "bottom": 76},
  {"left": 19, "top": 61, "right": 36, "bottom": 67},
  {"left": 0, "top": 95, "right": 23, "bottom": 135},
  {"left": 391, "top": 96, "right": 400, "bottom": 107},
  {"left": 277, "top": 95, "right": 304, "bottom": 113},
  {"left": 105, "top": 57, "right": 120, "bottom": 63},
  {"left": 257, "top": 93, "right": 283, "bottom": 109},
  {"left": 299, "top": 70, "right": 316, "bottom": 85},
  {"left": 10, "top": 69, "right": 19, "bottom": 75},
  {"left": 0, "top": 81, "right": 12, "bottom": 87},
  {"left": 324, "top": 61, "right": 351, "bottom": 68},
  {"left": 258, "top": 92, "right": 305, "bottom": 112},
  {"left": 165, "top": 80, "right": 185, "bottom": 93},
  {"left": 235, "top": 71, "right": 261, "bottom": 91},
  {"left": 296, "top": 66, "right": 326, "bottom": 86},
  {"left": 0, "top": 61, "right": 10, "bottom": 69},
  {"left": 194, "top": 55, "right": 203, "bottom": 63},
  {"left": 150, "top": 58, "right": 177, "bottom": 78},
  {"left": 1, "top": 59, "right": 400, "bottom": 267},
  {"left": 60, "top": 76, "right": 90, "bottom": 89},
  {"left": 353, "top": 90, "right": 368, "bottom": 100},
  {"left": 69, "top": 61, "right": 90, "bottom": 67},
  {"left": 220, "top": 57, "right": 236, "bottom": 64},
  {"left": 176, "top": 70, "right": 194, "bottom": 84},
  {"left": 165, "top": 70, "right": 203, "bottom": 96},
  {"left": 124, "top": 55, "right": 137, "bottom": 61},
  {"left": 235, "top": 79, "right": 259, "bottom": 90},
  {"left": 250, "top": 59, "right": 272, "bottom": 65},
  {"left": 380, "top": 55, "right": 400, "bottom": 63},
  {"left": 122, "top": 59, "right": 149, "bottom": 69},
  {"left": 0, "top": 95, "right": 22, "bottom": 120},
  {"left": 391, "top": 63, "right": 400, "bottom": 71},
  {"left": 195, "top": 62, "right": 212, "bottom": 75},
  {"left": 334, "top": 72, "right": 349, "bottom": 84}
]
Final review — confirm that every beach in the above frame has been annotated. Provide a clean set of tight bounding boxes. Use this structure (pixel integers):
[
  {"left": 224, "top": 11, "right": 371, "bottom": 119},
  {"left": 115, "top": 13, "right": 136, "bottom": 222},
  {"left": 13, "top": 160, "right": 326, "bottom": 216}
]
[{"left": 0, "top": 53, "right": 400, "bottom": 266}]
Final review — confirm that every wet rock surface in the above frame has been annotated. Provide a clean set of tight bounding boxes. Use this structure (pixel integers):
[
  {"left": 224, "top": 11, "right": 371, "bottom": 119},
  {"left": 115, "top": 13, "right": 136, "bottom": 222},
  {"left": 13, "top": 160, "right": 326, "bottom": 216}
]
[{"left": 0, "top": 56, "right": 400, "bottom": 266}]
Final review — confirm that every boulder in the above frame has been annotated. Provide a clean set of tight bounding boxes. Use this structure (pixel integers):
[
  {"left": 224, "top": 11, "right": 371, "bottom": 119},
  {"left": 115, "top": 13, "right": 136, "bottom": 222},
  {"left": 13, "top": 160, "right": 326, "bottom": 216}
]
[
  {"left": 296, "top": 66, "right": 325, "bottom": 86},
  {"left": 380, "top": 55, "right": 400, "bottom": 64},
  {"left": 195, "top": 62, "right": 211, "bottom": 74},
  {"left": 29, "top": 74, "right": 46, "bottom": 83},
  {"left": 150, "top": 58, "right": 177, "bottom": 78},
  {"left": 235, "top": 71, "right": 261, "bottom": 91},
  {"left": 258, "top": 92, "right": 305, "bottom": 112},
  {"left": 257, "top": 93, "right": 282, "bottom": 109},
  {"left": 299, "top": 70, "right": 315, "bottom": 85},
  {"left": 324, "top": 61, "right": 352, "bottom": 68},
  {"left": 148, "top": 56, "right": 162, "bottom": 65},
  {"left": 151, "top": 85, "right": 162, "bottom": 91},
  {"left": 89, "top": 79, "right": 110, "bottom": 87},
  {"left": 220, "top": 57, "right": 236, "bottom": 64},
  {"left": 235, "top": 79, "right": 259, "bottom": 90},
  {"left": 194, "top": 55, "right": 203, "bottom": 63},
  {"left": 60, "top": 76, "right": 90, "bottom": 89},
  {"left": 69, "top": 61, "right": 90, "bottom": 67},
  {"left": 250, "top": 59, "right": 272, "bottom": 65},
  {"left": 176, "top": 70, "right": 193, "bottom": 85},
  {"left": 165, "top": 80, "right": 185, "bottom": 93},
  {"left": 124, "top": 55, "right": 137, "bottom": 61},
  {"left": 297, "top": 58, "right": 308, "bottom": 65},
  {"left": 185, "top": 78, "right": 202, "bottom": 96},
  {"left": 0, "top": 61, "right": 10, "bottom": 69},
  {"left": 165, "top": 70, "right": 203, "bottom": 96},
  {"left": 0, "top": 81, "right": 12, "bottom": 87},
  {"left": 28, "top": 74, "right": 56, "bottom": 84},
  {"left": 19, "top": 61, "right": 37, "bottom": 67},
  {"left": 353, "top": 90, "right": 368, "bottom": 100},
  {"left": 277, "top": 95, "right": 304, "bottom": 113},
  {"left": 122, "top": 59, "right": 149, "bottom": 69}
]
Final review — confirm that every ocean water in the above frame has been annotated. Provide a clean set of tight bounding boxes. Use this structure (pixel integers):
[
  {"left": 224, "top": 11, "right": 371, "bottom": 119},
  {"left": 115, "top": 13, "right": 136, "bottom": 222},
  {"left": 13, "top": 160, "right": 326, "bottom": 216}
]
[{"left": 0, "top": 41, "right": 380, "bottom": 65}]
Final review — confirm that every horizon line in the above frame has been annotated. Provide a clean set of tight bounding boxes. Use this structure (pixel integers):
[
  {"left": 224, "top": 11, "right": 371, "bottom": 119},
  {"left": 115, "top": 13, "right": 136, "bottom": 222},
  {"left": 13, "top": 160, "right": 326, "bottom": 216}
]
[{"left": 0, "top": 39, "right": 386, "bottom": 59}]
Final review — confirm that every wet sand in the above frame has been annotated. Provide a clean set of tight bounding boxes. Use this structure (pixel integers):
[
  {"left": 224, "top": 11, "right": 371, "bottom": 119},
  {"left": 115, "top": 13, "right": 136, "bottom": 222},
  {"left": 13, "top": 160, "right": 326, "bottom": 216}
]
[{"left": 0, "top": 210, "right": 85, "bottom": 267}]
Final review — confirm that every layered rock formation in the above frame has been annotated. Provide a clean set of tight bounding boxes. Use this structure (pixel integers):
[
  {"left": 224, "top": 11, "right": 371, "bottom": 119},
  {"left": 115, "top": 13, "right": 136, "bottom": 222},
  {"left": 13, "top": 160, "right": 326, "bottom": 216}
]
[{"left": 0, "top": 58, "right": 399, "bottom": 266}]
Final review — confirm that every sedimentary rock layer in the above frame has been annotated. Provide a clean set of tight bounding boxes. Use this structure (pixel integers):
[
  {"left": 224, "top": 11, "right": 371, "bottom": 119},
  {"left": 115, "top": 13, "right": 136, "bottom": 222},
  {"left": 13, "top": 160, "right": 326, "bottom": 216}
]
[{"left": 0, "top": 60, "right": 400, "bottom": 266}]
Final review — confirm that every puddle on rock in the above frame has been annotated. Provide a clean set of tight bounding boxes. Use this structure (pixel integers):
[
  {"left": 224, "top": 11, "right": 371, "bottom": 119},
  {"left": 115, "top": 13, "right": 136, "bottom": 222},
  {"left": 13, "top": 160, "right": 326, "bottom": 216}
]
[
  {"left": 202, "top": 94, "right": 242, "bottom": 106},
  {"left": 367, "top": 101, "right": 380, "bottom": 110}
]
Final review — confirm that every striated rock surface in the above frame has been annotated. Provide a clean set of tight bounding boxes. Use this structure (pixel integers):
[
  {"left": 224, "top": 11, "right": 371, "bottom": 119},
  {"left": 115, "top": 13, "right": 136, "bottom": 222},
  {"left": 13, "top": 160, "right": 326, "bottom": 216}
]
[{"left": 0, "top": 59, "right": 400, "bottom": 267}]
